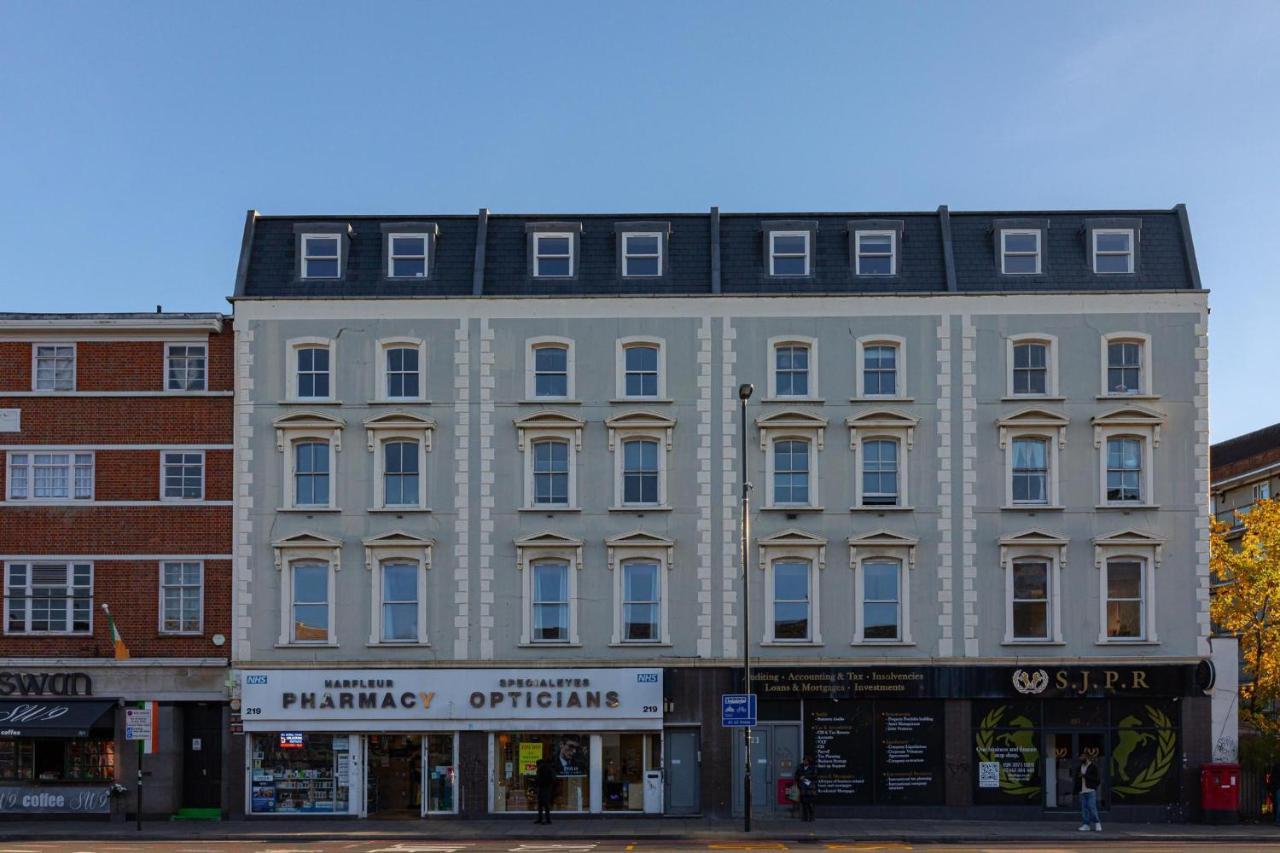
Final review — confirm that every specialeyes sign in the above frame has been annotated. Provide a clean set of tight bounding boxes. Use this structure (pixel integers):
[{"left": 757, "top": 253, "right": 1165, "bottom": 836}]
[{"left": 240, "top": 668, "right": 663, "bottom": 731}]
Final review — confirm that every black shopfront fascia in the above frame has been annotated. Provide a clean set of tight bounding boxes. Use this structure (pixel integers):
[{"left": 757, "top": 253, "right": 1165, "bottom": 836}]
[
  {"left": 728, "top": 664, "right": 1210, "bottom": 811},
  {"left": 0, "top": 699, "right": 117, "bottom": 739}
]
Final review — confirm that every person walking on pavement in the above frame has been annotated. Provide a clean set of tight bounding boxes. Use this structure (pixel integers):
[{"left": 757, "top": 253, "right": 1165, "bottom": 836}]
[
  {"left": 1268, "top": 756, "right": 1280, "bottom": 826},
  {"left": 795, "top": 755, "right": 819, "bottom": 822},
  {"left": 534, "top": 757, "right": 558, "bottom": 825},
  {"left": 1074, "top": 752, "right": 1102, "bottom": 832}
]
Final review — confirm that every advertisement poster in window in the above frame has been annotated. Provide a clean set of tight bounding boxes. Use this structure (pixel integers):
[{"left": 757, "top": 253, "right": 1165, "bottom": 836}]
[
  {"left": 1108, "top": 700, "right": 1179, "bottom": 804},
  {"left": 875, "top": 700, "right": 944, "bottom": 804},
  {"left": 973, "top": 700, "right": 1042, "bottom": 805},
  {"left": 804, "top": 701, "right": 873, "bottom": 805}
]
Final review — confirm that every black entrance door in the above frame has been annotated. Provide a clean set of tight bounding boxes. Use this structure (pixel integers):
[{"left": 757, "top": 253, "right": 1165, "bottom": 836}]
[{"left": 182, "top": 703, "right": 223, "bottom": 810}]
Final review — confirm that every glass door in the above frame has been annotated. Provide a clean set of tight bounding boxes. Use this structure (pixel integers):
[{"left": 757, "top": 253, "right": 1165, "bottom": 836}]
[
  {"left": 422, "top": 734, "right": 457, "bottom": 815},
  {"left": 1043, "top": 731, "right": 1107, "bottom": 811}
]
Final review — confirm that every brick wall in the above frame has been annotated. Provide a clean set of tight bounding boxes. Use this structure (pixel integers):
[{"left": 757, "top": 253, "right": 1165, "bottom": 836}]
[
  {"left": 0, "top": 324, "right": 233, "bottom": 393},
  {"left": 0, "top": 559, "right": 230, "bottom": 657},
  {"left": 0, "top": 449, "right": 231, "bottom": 501},
  {"left": 0, "top": 506, "right": 230, "bottom": 553}
]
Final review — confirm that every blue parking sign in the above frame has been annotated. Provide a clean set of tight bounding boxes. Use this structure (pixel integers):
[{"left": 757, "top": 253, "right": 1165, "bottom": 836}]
[{"left": 721, "top": 693, "right": 757, "bottom": 727}]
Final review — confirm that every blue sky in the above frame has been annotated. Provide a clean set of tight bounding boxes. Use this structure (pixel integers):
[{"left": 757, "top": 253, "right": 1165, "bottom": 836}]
[{"left": 1, "top": 1, "right": 1277, "bottom": 440}]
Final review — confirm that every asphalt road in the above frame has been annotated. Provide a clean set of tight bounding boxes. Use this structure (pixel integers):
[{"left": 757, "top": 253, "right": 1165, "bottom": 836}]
[{"left": 0, "top": 842, "right": 1274, "bottom": 853}]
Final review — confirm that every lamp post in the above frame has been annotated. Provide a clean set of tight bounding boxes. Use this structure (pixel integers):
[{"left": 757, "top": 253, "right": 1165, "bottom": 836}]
[{"left": 738, "top": 382, "right": 754, "bottom": 832}]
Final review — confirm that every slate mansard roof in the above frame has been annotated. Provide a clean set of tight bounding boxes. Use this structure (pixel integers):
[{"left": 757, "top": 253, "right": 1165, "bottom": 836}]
[{"left": 233, "top": 206, "right": 1202, "bottom": 299}]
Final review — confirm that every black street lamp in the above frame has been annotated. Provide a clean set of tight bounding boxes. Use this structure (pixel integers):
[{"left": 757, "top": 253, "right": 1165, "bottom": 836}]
[{"left": 738, "top": 382, "right": 754, "bottom": 832}]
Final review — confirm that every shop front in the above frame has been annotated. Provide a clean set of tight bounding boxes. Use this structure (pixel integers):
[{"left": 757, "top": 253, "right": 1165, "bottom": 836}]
[
  {"left": 0, "top": 662, "right": 229, "bottom": 819},
  {"left": 733, "top": 663, "right": 1212, "bottom": 820},
  {"left": 237, "top": 667, "right": 663, "bottom": 818}
]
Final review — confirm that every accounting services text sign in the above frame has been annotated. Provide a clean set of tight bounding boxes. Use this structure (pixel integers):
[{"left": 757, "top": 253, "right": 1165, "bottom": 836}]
[{"left": 240, "top": 668, "right": 662, "bottom": 731}]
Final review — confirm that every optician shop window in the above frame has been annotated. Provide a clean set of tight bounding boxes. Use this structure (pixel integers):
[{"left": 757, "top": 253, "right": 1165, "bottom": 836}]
[
  {"left": 250, "top": 732, "right": 353, "bottom": 814},
  {"left": 493, "top": 732, "right": 591, "bottom": 813}
]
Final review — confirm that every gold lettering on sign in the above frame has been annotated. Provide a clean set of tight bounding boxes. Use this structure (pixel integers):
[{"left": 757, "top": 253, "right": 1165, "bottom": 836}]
[
  {"left": 1132, "top": 671, "right": 1148, "bottom": 689},
  {"left": 1055, "top": 671, "right": 1069, "bottom": 689},
  {"left": 1105, "top": 671, "right": 1120, "bottom": 689}
]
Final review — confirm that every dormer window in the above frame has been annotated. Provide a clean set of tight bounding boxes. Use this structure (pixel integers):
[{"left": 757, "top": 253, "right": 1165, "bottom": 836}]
[
  {"left": 855, "top": 231, "right": 896, "bottom": 276},
  {"left": 534, "top": 233, "right": 574, "bottom": 277},
  {"left": 301, "top": 235, "right": 341, "bottom": 279},
  {"left": 622, "top": 233, "right": 662, "bottom": 277},
  {"left": 769, "top": 232, "right": 810, "bottom": 276},
  {"left": 1093, "top": 229, "right": 1134, "bottom": 274},
  {"left": 1000, "top": 230, "right": 1041, "bottom": 275},
  {"left": 387, "top": 234, "right": 429, "bottom": 278}
]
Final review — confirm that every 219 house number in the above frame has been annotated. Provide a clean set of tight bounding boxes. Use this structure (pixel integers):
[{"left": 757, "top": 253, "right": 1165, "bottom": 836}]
[
  {"left": 642, "top": 705, "right": 658, "bottom": 713},
  {"left": 243, "top": 707, "right": 263, "bottom": 715}
]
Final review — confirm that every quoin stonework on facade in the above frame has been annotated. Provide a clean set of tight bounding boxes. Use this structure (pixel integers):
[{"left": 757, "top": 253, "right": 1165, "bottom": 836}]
[{"left": 215, "top": 205, "right": 1214, "bottom": 822}]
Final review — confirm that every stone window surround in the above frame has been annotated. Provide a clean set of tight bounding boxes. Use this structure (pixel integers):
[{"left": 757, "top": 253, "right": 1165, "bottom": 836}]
[
  {"left": 758, "top": 529, "right": 826, "bottom": 646},
  {"left": 998, "top": 407, "right": 1069, "bottom": 510},
  {"left": 365, "top": 412, "right": 435, "bottom": 511},
  {"left": 374, "top": 337, "right": 428, "bottom": 403},
  {"left": 849, "top": 530, "right": 917, "bottom": 645},
  {"left": 515, "top": 532, "right": 584, "bottom": 647},
  {"left": 1092, "top": 405, "right": 1164, "bottom": 509},
  {"left": 274, "top": 411, "right": 344, "bottom": 511},
  {"left": 854, "top": 335, "right": 908, "bottom": 401},
  {"left": 999, "top": 529, "right": 1068, "bottom": 645},
  {"left": 272, "top": 532, "right": 342, "bottom": 647},
  {"left": 1099, "top": 331, "right": 1156, "bottom": 398},
  {"left": 1094, "top": 529, "right": 1164, "bottom": 645},
  {"left": 364, "top": 531, "right": 433, "bottom": 646},
  {"left": 525, "top": 335, "right": 577, "bottom": 401},
  {"left": 766, "top": 335, "right": 821, "bottom": 402},
  {"left": 606, "top": 410, "right": 675, "bottom": 511},
  {"left": 285, "top": 336, "right": 337, "bottom": 403},
  {"left": 515, "top": 411, "right": 584, "bottom": 511},
  {"left": 757, "top": 410, "right": 827, "bottom": 510},
  {"left": 847, "top": 409, "right": 917, "bottom": 510},
  {"left": 606, "top": 531, "right": 674, "bottom": 646},
  {"left": 614, "top": 336, "right": 668, "bottom": 401},
  {"left": 1005, "top": 333, "right": 1061, "bottom": 399}
]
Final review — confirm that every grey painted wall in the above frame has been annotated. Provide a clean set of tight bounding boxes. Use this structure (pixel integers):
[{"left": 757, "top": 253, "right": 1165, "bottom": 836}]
[{"left": 233, "top": 293, "right": 1209, "bottom": 667}]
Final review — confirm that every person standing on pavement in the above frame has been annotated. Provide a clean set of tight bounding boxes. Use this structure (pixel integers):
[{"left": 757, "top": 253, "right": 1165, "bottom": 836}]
[
  {"left": 1074, "top": 752, "right": 1102, "bottom": 832},
  {"left": 534, "top": 757, "right": 558, "bottom": 825},
  {"left": 794, "top": 755, "right": 819, "bottom": 822},
  {"left": 1268, "top": 756, "right": 1280, "bottom": 826}
]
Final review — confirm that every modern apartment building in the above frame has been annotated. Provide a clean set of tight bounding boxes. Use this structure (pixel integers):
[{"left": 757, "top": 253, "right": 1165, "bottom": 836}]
[
  {"left": 1211, "top": 422, "right": 1280, "bottom": 536},
  {"left": 0, "top": 313, "right": 233, "bottom": 819},
  {"left": 228, "top": 206, "right": 1213, "bottom": 821}
]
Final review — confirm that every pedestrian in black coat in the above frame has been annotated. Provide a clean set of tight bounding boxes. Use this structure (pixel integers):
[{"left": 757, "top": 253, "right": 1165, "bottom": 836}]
[
  {"left": 795, "top": 755, "right": 819, "bottom": 822},
  {"left": 534, "top": 758, "right": 558, "bottom": 825}
]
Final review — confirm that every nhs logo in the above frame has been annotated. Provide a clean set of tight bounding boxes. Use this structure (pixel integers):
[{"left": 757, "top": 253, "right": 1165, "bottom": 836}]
[
  {"left": 636, "top": 673, "right": 659, "bottom": 683},
  {"left": 245, "top": 675, "right": 268, "bottom": 685}
]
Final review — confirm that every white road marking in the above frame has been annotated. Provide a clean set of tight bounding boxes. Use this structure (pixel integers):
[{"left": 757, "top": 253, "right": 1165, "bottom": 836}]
[{"left": 367, "top": 846, "right": 472, "bottom": 853}]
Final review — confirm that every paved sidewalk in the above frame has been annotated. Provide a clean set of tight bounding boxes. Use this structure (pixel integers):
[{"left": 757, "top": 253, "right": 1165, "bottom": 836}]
[{"left": 2, "top": 816, "right": 1280, "bottom": 844}]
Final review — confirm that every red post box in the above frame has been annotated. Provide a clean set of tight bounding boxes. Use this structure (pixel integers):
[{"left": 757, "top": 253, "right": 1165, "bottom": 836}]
[
  {"left": 776, "top": 777, "right": 797, "bottom": 806},
  {"left": 1200, "top": 763, "right": 1240, "bottom": 824}
]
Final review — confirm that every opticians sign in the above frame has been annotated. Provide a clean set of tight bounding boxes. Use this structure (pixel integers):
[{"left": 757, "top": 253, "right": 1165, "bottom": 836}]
[{"left": 238, "top": 668, "right": 663, "bottom": 732}]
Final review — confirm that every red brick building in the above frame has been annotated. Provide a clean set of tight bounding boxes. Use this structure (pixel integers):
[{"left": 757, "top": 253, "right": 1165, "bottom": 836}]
[{"left": 0, "top": 313, "right": 232, "bottom": 819}]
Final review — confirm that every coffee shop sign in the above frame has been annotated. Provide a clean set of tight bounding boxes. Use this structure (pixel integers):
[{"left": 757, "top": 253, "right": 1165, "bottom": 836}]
[{"left": 0, "top": 787, "right": 111, "bottom": 814}]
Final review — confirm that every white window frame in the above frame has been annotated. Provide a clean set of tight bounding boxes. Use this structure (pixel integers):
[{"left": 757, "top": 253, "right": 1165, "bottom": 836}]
[
  {"left": 1000, "top": 229, "right": 1041, "bottom": 275},
  {"left": 386, "top": 232, "right": 431, "bottom": 279},
  {"left": 621, "top": 232, "right": 663, "bottom": 277},
  {"left": 287, "top": 337, "right": 336, "bottom": 402},
  {"left": 849, "top": 531, "right": 917, "bottom": 646},
  {"left": 376, "top": 338, "right": 427, "bottom": 402},
  {"left": 767, "top": 336, "right": 819, "bottom": 401},
  {"left": 365, "top": 413, "right": 434, "bottom": 511},
  {"left": 607, "top": 532, "right": 674, "bottom": 646},
  {"left": 768, "top": 230, "right": 810, "bottom": 277},
  {"left": 998, "top": 409, "right": 1068, "bottom": 509},
  {"left": 758, "top": 530, "right": 826, "bottom": 646},
  {"left": 1100, "top": 332, "right": 1154, "bottom": 397},
  {"left": 5, "top": 450, "right": 95, "bottom": 503},
  {"left": 516, "top": 412, "right": 584, "bottom": 511},
  {"left": 274, "top": 412, "right": 344, "bottom": 511},
  {"left": 533, "top": 232, "right": 575, "bottom": 278},
  {"left": 614, "top": 337, "right": 667, "bottom": 400},
  {"left": 525, "top": 337, "right": 576, "bottom": 400},
  {"left": 272, "top": 533, "right": 342, "bottom": 647},
  {"left": 999, "top": 530, "right": 1068, "bottom": 645},
  {"left": 1093, "top": 530, "right": 1162, "bottom": 644},
  {"left": 160, "top": 450, "right": 206, "bottom": 502},
  {"left": 854, "top": 230, "right": 897, "bottom": 276},
  {"left": 1092, "top": 228, "right": 1135, "bottom": 274},
  {"left": 364, "top": 532, "right": 433, "bottom": 646},
  {"left": 516, "top": 533, "right": 583, "bottom": 646},
  {"left": 1091, "top": 407, "right": 1163, "bottom": 508},
  {"left": 847, "top": 410, "right": 917, "bottom": 510},
  {"left": 757, "top": 411, "right": 827, "bottom": 510},
  {"left": 854, "top": 336, "right": 906, "bottom": 400},
  {"left": 3, "top": 561, "right": 93, "bottom": 636},
  {"left": 1005, "top": 334, "right": 1058, "bottom": 398},
  {"left": 158, "top": 560, "right": 204, "bottom": 635},
  {"left": 606, "top": 411, "right": 675, "bottom": 510},
  {"left": 164, "top": 342, "right": 208, "bottom": 392},
  {"left": 31, "top": 343, "right": 76, "bottom": 392},
  {"left": 1255, "top": 482, "right": 1272, "bottom": 503},
  {"left": 301, "top": 234, "right": 342, "bottom": 279}
]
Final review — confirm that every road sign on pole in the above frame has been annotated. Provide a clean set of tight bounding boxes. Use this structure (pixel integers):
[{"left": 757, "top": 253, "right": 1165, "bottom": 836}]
[{"left": 721, "top": 693, "right": 757, "bottom": 727}]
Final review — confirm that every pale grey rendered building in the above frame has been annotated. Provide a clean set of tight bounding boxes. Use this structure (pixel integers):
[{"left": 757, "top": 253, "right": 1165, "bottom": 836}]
[{"left": 228, "top": 206, "right": 1214, "bottom": 821}]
